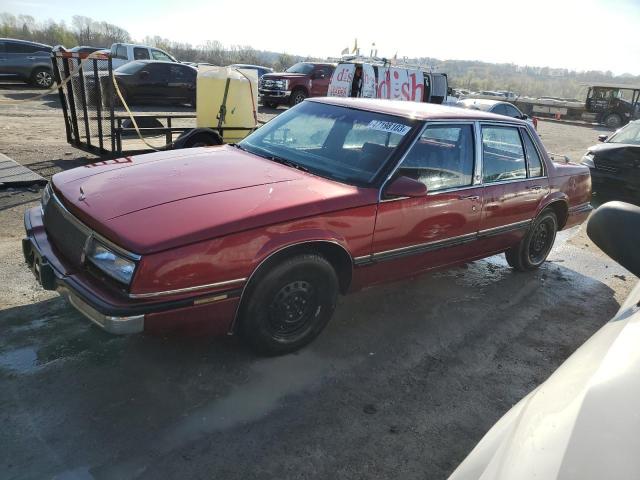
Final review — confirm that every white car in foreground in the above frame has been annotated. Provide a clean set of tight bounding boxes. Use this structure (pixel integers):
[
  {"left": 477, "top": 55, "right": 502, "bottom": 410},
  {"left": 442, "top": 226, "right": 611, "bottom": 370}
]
[{"left": 449, "top": 201, "right": 640, "bottom": 480}]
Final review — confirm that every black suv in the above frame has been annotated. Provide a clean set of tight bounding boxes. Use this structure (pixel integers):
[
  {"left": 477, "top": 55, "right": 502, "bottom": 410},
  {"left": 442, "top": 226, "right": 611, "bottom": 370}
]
[{"left": 0, "top": 38, "right": 53, "bottom": 88}]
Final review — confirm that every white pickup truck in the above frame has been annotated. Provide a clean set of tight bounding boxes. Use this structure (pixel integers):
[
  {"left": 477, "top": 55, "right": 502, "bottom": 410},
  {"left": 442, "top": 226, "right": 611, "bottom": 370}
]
[{"left": 109, "top": 43, "right": 178, "bottom": 69}]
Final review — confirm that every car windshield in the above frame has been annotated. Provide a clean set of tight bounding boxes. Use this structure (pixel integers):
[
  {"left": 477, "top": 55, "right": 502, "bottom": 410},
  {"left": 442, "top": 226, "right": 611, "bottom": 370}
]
[
  {"left": 116, "top": 61, "right": 144, "bottom": 74},
  {"left": 286, "top": 62, "right": 314, "bottom": 74},
  {"left": 238, "top": 101, "right": 415, "bottom": 186},
  {"left": 608, "top": 122, "right": 640, "bottom": 145}
]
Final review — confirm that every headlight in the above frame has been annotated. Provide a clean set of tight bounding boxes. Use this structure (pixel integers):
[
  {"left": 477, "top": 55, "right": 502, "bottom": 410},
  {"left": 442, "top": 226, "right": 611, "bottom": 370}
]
[
  {"left": 41, "top": 184, "right": 51, "bottom": 210},
  {"left": 283, "top": 79, "right": 289, "bottom": 90},
  {"left": 85, "top": 238, "right": 136, "bottom": 285},
  {"left": 581, "top": 152, "right": 595, "bottom": 168}
]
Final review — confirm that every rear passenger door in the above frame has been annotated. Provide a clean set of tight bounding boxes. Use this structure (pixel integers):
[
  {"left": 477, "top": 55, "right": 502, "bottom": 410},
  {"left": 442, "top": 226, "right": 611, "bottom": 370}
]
[
  {"left": 371, "top": 123, "right": 483, "bottom": 277},
  {"left": 478, "top": 124, "right": 549, "bottom": 250}
]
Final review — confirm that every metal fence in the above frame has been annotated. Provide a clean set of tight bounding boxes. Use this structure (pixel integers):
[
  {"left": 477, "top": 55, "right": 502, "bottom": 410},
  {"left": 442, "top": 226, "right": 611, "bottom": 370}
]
[{"left": 51, "top": 50, "right": 115, "bottom": 154}]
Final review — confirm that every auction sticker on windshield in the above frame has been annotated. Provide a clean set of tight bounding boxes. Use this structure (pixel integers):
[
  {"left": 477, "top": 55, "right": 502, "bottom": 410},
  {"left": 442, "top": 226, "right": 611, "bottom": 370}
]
[{"left": 367, "top": 120, "right": 411, "bottom": 135}]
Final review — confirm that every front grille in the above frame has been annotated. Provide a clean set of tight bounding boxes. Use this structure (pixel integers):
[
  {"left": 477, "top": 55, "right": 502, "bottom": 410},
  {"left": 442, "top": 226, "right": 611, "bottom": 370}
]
[
  {"left": 594, "top": 159, "right": 619, "bottom": 173},
  {"left": 43, "top": 196, "right": 90, "bottom": 268}
]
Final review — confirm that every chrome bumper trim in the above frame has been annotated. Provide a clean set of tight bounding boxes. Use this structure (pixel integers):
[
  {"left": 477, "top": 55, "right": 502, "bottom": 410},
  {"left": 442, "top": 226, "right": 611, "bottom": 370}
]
[{"left": 58, "top": 287, "right": 144, "bottom": 334}]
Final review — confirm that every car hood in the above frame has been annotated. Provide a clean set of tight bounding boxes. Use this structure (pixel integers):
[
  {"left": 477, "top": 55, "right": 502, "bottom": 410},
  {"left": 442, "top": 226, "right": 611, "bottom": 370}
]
[
  {"left": 588, "top": 142, "right": 638, "bottom": 153},
  {"left": 52, "top": 145, "right": 376, "bottom": 254},
  {"left": 262, "top": 73, "right": 308, "bottom": 80},
  {"left": 448, "top": 280, "right": 640, "bottom": 480}
]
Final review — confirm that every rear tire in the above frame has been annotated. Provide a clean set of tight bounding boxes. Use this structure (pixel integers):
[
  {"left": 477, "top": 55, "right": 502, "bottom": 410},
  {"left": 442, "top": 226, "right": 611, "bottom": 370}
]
[
  {"left": 31, "top": 68, "right": 53, "bottom": 89},
  {"left": 505, "top": 210, "right": 558, "bottom": 271},
  {"left": 265, "top": 101, "right": 278, "bottom": 109},
  {"left": 239, "top": 253, "right": 338, "bottom": 356},
  {"left": 603, "top": 113, "right": 623, "bottom": 129}
]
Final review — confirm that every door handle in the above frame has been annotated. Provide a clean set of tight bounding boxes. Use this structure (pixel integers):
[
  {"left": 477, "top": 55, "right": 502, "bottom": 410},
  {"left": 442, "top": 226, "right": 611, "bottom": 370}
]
[
  {"left": 458, "top": 195, "right": 480, "bottom": 201},
  {"left": 527, "top": 185, "right": 542, "bottom": 191},
  {"left": 27, "top": 56, "right": 36, "bottom": 60}
]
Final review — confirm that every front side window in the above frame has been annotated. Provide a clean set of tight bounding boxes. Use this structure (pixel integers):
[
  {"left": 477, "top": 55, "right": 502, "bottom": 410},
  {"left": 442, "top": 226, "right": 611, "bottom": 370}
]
[
  {"left": 239, "top": 101, "right": 415, "bottom": 185},
  {"left": 151, "top": 49, "right": 173, "bottom": 62},
  {"left": 396, "top": 124, "right": 475, "bottom": 192},
  {"left": 482, "top": 126, "right": 527, "bottom": 182}
]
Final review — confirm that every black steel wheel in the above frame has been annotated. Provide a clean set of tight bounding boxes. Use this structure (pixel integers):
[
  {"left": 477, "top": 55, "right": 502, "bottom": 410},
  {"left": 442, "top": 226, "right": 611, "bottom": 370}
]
[
  {"left": 239, "top": 253, "right": 338, "bottom": 355},
  {"left": 506, "top": 210, "right": 558, "bottom": 271}
]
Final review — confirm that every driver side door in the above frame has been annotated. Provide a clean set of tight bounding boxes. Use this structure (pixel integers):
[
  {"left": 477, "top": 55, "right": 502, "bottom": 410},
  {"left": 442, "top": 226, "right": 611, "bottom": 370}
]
[
  {"left": 369, "top": 123, "right": 483, "bottom": 283},
  {"left": 310, "top": 66, "right": 333, "bottom": 96}
]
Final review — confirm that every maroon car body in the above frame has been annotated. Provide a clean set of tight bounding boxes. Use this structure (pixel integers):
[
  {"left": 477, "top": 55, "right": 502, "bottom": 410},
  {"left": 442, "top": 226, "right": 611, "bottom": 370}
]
[{"left": 23, "top": 98, "right": 591, "bottom": 354}]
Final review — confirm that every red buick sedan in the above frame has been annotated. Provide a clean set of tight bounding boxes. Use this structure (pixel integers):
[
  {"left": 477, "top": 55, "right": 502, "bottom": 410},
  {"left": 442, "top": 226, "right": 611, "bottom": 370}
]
[{"left": 23, "top": 98, "right": 592, "bottom": 354}]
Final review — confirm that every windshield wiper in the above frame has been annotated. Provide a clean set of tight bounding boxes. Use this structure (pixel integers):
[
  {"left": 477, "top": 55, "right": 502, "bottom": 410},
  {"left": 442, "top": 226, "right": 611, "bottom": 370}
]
[
  {"left": 270, "top": 156, "right": 309, "bottom": 172},
  {"left": 240, "top": 144, "right": 309, "bottom": 172}
]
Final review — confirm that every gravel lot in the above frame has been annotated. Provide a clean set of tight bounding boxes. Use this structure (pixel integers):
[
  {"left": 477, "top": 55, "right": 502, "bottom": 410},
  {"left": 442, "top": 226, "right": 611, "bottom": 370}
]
[{"left": 0, "top": 81, "right": 635, "bottom": 480}]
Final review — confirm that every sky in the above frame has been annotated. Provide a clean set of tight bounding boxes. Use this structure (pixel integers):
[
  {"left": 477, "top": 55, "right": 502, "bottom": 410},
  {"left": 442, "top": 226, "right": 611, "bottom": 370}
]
[{"left": 5, "top": 0, "right": 640, "bottom": 75}]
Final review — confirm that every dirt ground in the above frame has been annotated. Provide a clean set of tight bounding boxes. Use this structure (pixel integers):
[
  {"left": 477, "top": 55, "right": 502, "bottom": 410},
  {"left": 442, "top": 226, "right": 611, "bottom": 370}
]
[{"left": 0, "top": 81, "right": 636, "bottom": 480}]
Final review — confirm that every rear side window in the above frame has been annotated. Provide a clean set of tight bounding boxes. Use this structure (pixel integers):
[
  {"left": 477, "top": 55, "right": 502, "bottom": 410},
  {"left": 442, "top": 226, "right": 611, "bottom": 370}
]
[
  {"left": 482, "top": 126, "right": 527, "bottom": 182},
  {"left": 522, "top": 130, "right": 544, "bottom": 177},
  {"left": 134, "top": 47, "right": 150, "bottom": 60},
  {"left": 398, "top": 124, "right": 475, "bottom": 192},
  {"left": 114, "top": 45, "right": 128, "bottom": 59}
]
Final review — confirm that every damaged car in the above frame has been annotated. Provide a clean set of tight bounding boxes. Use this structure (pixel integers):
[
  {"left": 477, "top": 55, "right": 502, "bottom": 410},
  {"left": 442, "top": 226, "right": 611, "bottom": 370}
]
[{"left": 23, "top": 98, "right": 592, "bottom": 355}]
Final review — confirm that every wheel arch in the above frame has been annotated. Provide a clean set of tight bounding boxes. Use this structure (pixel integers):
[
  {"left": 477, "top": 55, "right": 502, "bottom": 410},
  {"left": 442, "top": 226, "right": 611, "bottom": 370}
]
[
  {"left": 541, "top": 198, "right": 569, "bottom": 230},
  {"left": 230, "top": 240, "right": 354, "bottom": 333}
]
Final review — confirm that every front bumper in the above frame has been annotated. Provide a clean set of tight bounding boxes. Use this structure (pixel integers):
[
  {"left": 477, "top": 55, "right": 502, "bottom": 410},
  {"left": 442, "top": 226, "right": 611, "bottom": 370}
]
[
  {"left": 259, "top": 88, "right": 291, "bottom": 101},
  {"left": 23, "top": 206, "right": 239, "bottom": 336},
  {"left": 22, "top": 212, "right": 144, "bottom": 334}
]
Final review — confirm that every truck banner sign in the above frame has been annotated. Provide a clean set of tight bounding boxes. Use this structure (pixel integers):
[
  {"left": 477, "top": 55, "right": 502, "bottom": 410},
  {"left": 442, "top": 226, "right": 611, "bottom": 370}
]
[
  {"left": 377, "top": 67, "right": 424, "bottom": 102},
  {"left": 361, "top": 64, "right": 376, "bottom": 98},
  {"left": 327, "top": 63, "right": 356, "bottom": 97}
]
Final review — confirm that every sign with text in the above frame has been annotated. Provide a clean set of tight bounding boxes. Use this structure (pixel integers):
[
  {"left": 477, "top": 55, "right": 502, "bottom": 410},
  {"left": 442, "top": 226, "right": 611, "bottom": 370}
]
[
  {"left": 377, "top": 67, "right": 425, "bottom": 102},
  {"left": 361, "top": 63, "right": 376, "bottom": 98},
  {"left": 327, "top": 63, "right": 356, "bottom": 97}
]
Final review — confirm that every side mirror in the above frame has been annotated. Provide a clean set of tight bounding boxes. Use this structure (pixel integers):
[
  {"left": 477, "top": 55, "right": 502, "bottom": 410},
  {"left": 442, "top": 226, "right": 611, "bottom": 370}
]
[
  {"left": 139, "top": 70, "right": 150, "bottom": 79},
  {"left": 598, "top": 134, "right": 608, "bottom": 142},
  {"left": 313, "top": 71, "right": 326, "bottom": 79},
  {"left": 520, "top": 114, "right": 529, "bottom": 120},
  {"left": 385, "top": 176, "right": 428, "bottom": 198},
  {"left": 587, "top": 201, "right": 640, "bottom": 277}
]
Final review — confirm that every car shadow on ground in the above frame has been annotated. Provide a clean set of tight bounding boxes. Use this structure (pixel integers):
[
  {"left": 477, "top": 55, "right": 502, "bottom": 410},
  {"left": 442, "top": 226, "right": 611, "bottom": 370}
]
[{"left": 0, "top": 253, "right": 625, "bottom": 479}]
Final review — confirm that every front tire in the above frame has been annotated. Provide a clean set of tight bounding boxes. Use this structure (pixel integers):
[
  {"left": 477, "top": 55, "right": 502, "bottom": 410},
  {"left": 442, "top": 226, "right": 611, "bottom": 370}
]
[
  {"left": 505, "top": 210, "right": 558, "bottom": 271},
  {"left": 265, "top": 101, "right": 278, "bottom": 109},
  {"left": 289, "top": 89, "right": 307, "bottom": 107},
  {"left": 239, "top": 254, "right": 338, "bottom": 355}
]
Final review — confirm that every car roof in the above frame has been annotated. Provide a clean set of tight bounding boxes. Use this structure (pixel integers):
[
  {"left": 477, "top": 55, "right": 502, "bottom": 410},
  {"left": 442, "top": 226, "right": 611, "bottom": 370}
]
[
  {"left": 0, "top": 37, "right": 51, "bottom": 48},
  {"left": 310, "top": 97, "right": 526, "bottom": 123},
  {"left": 119, "top": 60, "right": 196, "bottom": 70}
]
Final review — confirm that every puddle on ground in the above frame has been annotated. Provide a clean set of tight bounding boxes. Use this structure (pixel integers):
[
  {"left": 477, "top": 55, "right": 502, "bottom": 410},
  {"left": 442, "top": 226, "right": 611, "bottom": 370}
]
[{"left": 0, "top": 346, "right": 38, "bottom": 374}]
